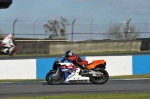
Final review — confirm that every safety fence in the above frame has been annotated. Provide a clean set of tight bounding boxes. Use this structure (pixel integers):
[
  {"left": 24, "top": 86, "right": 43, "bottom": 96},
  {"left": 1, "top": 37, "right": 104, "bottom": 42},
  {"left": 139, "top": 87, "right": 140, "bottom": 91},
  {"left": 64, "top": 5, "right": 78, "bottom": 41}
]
[{"left": 0, "top": 19, "right": 150, "bottom": 41}]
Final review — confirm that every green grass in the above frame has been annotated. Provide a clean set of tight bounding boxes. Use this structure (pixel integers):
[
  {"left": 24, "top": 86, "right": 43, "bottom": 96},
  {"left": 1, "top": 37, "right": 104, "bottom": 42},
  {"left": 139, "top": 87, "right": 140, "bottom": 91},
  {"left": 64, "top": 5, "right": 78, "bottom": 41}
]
[
  {"left": 110, "top": 74, "right": 150, "bottom": 79},
  {"left": 1, "top": 51, "right": 150, "bottom": 57},
  {"left": 2, "top": 93, "right": 150, "bottom": 99},
  {"left": 0, "top": 79, "right": 44, "bottom": 83},
  {"left": 20, "top": 51, "right": 150, "bottom": 56},
  {"left": 75, "top": 51, "right": 150, "bottom": 55}
]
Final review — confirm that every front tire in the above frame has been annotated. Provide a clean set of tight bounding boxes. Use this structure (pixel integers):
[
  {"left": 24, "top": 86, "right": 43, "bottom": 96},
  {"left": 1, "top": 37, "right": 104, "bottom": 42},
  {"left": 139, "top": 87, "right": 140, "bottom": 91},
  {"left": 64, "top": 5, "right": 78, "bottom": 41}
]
[
  {"left": 9, "top": 49, "right": 16, "bottom": 56},
  {"left": 46, "top": 70, "right": 64, "bottom": 85},
  {"left": 90, "top": 69, "right": 109, "bottom": 84},
  {"left": 9, "top": 52, "right": 15, "bottom": 56}
]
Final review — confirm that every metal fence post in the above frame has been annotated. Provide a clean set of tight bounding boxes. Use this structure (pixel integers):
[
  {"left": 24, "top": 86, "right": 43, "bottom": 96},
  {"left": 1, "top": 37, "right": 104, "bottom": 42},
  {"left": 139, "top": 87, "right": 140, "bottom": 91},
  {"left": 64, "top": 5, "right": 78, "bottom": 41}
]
[
  {"left": 124, "top": 18, "right": 131, "bottom": 39},
  {"left": 91, "top": 20, "right": 94, "bottom": 40},
  {"left": 72, "top": 19, "right": 76, "bottom": 42},
  {"left": 33, "top": 20, "right": 37, "bottom": 38},
  {"left": 145, "top": 19, "right": 147, "bottom": 38},
  {"left": 13, "top": 19, "right": 17, "bottom": 38},
  {"left": 109, "top": 19, "right": 113, "bottom": 38},
  {"left": 109, "top": 19, "right": 113, "bottom": 28}
]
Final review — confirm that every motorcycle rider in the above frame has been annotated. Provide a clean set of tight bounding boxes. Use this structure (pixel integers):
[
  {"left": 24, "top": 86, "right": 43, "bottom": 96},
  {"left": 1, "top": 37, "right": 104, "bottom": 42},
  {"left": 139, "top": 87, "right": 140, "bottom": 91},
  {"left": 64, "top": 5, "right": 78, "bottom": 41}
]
[
  {"left": 63, "top": 50, "right": 89, "bottom": 73},
  {"left": 1, "top": 34, "right": 16, "bottom": 54}
]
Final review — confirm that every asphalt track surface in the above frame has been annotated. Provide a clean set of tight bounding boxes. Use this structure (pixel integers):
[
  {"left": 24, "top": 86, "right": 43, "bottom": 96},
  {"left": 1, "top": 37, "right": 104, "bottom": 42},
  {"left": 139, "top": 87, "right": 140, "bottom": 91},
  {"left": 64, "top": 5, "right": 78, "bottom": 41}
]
[{"left": 0, "top": 79, "right": 150, "bottom": 98}]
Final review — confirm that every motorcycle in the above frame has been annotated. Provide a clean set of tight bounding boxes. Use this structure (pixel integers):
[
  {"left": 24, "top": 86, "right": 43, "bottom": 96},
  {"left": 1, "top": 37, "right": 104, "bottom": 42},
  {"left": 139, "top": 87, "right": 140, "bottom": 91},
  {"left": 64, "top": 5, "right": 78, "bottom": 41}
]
[
  {"left": 46, "top": 56, "right": 109, "bottom": 85},
  {"left": 0, "top": 40, "right": 17, "bottom": 56}
]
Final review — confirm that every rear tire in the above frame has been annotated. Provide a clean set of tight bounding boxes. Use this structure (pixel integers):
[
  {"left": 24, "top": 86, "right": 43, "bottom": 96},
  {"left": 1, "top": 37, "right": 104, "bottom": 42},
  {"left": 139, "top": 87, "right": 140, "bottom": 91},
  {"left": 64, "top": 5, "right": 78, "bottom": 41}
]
[
  {"left": 90, "top": 69, "right": 109, "bottom": 84},
  {"left": 46, "top": 70, "right": 64, "bottom": 85}
]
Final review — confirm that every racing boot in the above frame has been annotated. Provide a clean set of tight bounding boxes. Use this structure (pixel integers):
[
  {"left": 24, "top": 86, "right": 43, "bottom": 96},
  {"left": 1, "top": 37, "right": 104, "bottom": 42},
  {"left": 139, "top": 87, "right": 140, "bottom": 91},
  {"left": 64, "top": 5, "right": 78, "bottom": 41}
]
[
  {"left": 79, "top": 65, "right": 89, "bottom": 75},
  {"left": 83, "top": 67, "right": 89, "bottom": 73}
]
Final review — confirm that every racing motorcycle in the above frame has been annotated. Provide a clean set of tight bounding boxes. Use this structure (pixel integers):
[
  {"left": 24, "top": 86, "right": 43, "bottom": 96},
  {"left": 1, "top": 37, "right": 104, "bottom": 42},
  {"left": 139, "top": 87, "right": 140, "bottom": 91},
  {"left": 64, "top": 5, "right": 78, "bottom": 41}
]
[
  {"left": 0, "top": 40, "right": 17, "bottom": 56},
  {"left": 46, "top": 56, "right": 109, "bottom": 85}
]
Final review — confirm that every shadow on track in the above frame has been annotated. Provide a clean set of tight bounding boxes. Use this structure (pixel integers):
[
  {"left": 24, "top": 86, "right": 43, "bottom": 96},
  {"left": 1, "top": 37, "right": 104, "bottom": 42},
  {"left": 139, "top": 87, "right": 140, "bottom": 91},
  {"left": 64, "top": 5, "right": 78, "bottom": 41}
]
[{"left": 42, "top": 82, "right": 106, "bottom": 85}]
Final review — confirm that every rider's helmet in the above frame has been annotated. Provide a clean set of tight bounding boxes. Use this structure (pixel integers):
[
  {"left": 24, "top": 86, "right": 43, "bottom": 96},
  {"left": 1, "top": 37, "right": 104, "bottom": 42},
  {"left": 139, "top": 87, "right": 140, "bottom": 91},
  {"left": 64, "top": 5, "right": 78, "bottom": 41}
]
[
  {"left": 69, "top": 50, "right": 74, "bottom": 55},
  {"left": 7, "top": 34, "right": 13, "bottom": 39},
  {"left": 65, "top": 50, "right": 74, "bottom": 58}
]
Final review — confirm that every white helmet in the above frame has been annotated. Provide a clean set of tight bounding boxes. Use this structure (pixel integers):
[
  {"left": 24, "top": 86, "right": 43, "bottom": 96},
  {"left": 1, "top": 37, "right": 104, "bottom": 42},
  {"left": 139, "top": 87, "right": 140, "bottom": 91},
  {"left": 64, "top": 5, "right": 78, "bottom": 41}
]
[{"left": 7, "top": 34, "right": 13, "bottom": 39}]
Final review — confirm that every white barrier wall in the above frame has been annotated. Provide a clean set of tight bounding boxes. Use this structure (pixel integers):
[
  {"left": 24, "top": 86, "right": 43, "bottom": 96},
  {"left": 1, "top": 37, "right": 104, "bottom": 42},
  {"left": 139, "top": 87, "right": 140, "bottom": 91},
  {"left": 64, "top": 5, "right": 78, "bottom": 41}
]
[
  {"left": 2, "top": 55, "right": 149, "bottom": 80},
  {"left": 0, "top": 59, "right": 36, "bottom": 79},
  {"left": 86, "top": 56, "right": 132, "bottom": 76}
]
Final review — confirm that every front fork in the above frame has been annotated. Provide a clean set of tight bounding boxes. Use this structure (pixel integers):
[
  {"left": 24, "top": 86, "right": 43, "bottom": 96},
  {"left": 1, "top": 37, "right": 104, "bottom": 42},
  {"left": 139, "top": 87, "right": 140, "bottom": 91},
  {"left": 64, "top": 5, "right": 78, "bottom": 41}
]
[{"left": 51, "top": 69, "right": 60, "bottom": 79}]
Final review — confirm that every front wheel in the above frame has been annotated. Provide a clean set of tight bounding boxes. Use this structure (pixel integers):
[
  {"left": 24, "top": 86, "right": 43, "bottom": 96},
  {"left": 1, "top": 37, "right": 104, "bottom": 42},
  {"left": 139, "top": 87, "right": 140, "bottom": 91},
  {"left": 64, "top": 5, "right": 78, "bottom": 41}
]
[
  {"left": 9, "top": 52, "right": 15, "bottom": 56},
  {"left": 46, "top": 70, "right": 64, "bottom": 85},
  {"left": 90, "top": 69, "right": 109, "bottom": 84},
  {"left": 9, "top": 48, "right": 16, "bottom": 56}
]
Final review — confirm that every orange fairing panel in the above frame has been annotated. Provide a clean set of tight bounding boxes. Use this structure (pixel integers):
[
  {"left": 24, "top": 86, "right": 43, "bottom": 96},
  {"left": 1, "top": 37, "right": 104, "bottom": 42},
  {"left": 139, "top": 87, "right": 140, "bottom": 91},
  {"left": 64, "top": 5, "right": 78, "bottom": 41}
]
[{"left": 86, "top": 60, "right": 106, "bottom": 69}]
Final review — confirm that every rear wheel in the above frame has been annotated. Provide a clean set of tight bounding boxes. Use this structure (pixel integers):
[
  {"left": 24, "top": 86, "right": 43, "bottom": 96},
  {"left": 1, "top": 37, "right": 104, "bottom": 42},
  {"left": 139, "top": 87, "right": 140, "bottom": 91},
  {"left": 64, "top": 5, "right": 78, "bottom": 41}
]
[
  {"left": 90, "top": 69, "right": 109, "bottom": 84},
  {"left": 46, "top": 70, "right": 64, "bottom": 85}
]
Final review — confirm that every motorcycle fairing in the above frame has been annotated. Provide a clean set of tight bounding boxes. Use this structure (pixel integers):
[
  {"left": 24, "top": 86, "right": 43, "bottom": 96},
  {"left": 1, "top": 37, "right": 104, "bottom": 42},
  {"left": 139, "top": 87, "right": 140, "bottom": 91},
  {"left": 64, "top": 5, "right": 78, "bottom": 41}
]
[
  {"left": 59, "top": 62, "right": 89, "bottom": 81},
  {"left": 59, "top": 63, "right": 76, "bottom": 80},
  {"left": 59, "top": 66, "right": 72, "bottom": 80},
  {"left": 65, "top": 69, "right": 89, "bottom": 82},
  {"left": 86, "top": 60, "right": 106, "bottom": 69}
]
